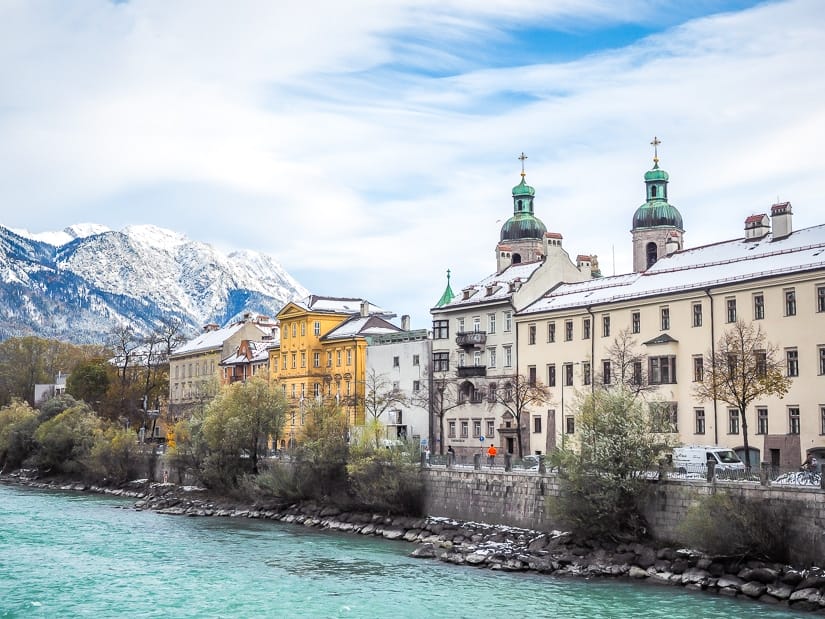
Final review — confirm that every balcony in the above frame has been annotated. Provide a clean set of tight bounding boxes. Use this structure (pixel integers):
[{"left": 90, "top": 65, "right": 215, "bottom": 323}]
[
  {"left": 457, "top": 365, "right": 487, "bottom": 378},
  {"left": 455, "top": 331, "right": 487, "bottom": 348}
]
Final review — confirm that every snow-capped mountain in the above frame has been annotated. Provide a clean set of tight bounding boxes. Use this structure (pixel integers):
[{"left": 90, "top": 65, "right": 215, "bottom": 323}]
[{"left": 0, "top": 223, "right": 308, "bottom": 344}]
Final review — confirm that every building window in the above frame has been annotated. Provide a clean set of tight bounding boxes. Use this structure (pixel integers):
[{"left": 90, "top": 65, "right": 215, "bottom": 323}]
[
  {"left": 301, "top": 322, "right": 306, "bottom": 336},
  {"left": 819, "top": 346, "right": 825, "bottom": 375},
  {"left": 472, "top": 420, "right": 481, "bottom": 438},
  {"left": 486, "top": 419, "right": 495, "bottom": 437},
  {"left": 326, "top": 352, "right": 332, "bottom": 367},
  {"left": 818, "top": 285, "right": 825, "bottom": 313},
  {"left": 582, "top": 362, "right": 591, "bottom": 386},
  {"left": 547, "top": 322, "right": 556, "bottom": 343},
  {"left": 786, "top": 349, "right": 799, "bottom": 377},
  {"left": 313, "top": 352, "right": 320, "bottom": 368},
  {"left": 633, "top": 361, "right": 642, "bottom": 386},
  {"left": 820, "top": 406, "right": 825, "bottom": 435},
  {"left": 602, "top": 360, "right": 611, "bottom": 385},
  {"left": 460, "top": 421, "right": 469, "bottom": 438},
  {"left": 504, "top": 345, "right": 512, "bottom": 368},
  {"left": 649, "top": 356, "right": 676, "bottom": 384},
  {"left": 631, "top": 311, "right": 640, "bottom": 334},
  {"left": 336, "top": 350, "right": 342, "bottom": 366},
  {"left": 433, "top": 352, "right": 449, "bottom": 373},
  {"left": 504, "top": 311, "right": 512, "bottom": 332},
  {"left": 488, "top": 383, "right": 497, "bottom": 403},
  {"left": 564, "top": 320, "right": 573, "bottom": 341},
  {"left": 757, "top": 407, "right": 768, "bottom": 435},
  {"left": 488, "top": 313, "right": 496, "bottom": 334},
  {"left": 433, "top": 320, "right": 449, "bottom": 339},
  {"left": 457, "top": 317, "right": 465, "bottom": 333},
  {"left": 753, "top": 293, "right": 765, "bottom": 320},
  {"left": 291, "top": 352, "right": 297, "bottom": 369},
  {"left": 565, "top": 416, "right": 575, "bottom": 434},
  {"left": 693, "top": 356, "right": 703, "bottom": 382},
  {"left": 602, "top": 315, "right": 610, "bottom": 337},
  {"left": 413, "top": 354, "right": 420, "bottom": 366},
  {"left": 346, "top": 349, "right": 352, "bottom": 365},
  {"left": 785, "top": 288, "right": 797, "bottom": 316},
  {"left": 755, "top": 350, "right": 767, "bottom": 376},
  {"left": 728, "top": 409, "right": 740, "bottom": 435},
  {"left": 292, "top": 324, "right": 296, "bottom": 338},
  {"left": 692, "top": 303, "right": 702, "bottom": 327},
  {"left": 651, "top": 402, "right": 677, "bottom": 432},
  {"left": 528, "top": 324, "right": 537, "bottom": 345},
  {"left": 300, "top": 352, "right": 306, "bottom": 368},
  {"left": 458, "top": 352, "right": 466, "bottom": 368},
  {"left": 583, "top": 318, "right": 591, "bottom": 340},
  {"left": 660, "top": 307, "right": 670, "bottom": 330},
  {"left": 473, "top": 316, "right": 481, "bottom": 332},
  {"left": 448, "top": 421, "right": 456, "bottom": 438},
  {"left": 533, "top": 416, "right": 542, "bottom": 433},
  {"left": 564, "top": 363, "right": 574, "bottom": 387},
  {"left": 547, "top": 364, "right": 556, "bottom": 387},
  {"left": 314, "top": 321, "right": 321, "bottom": 336},
  {"left": 413, "top": 380, "right": 421, "bottom": 392},
  {"left": 694, "top": 408, "right": 705, "bottom": 435},
  {"left": 646, "top": 242, "right": 657, "bottom": 269},
  {"left": 313, "top": 383, "right": 321, "bottom": 397},
  {"left": 789, "top": 407, "right": 800, "bottom": 435},
  {"left": 726, "top": 298, "right": 737, "bottom": 323},
  {"left": 488, "top": 347, "right": 497, "bottom": 368},
  {"left": 528, "top": 365, "right": 537, "bottom": 386}
]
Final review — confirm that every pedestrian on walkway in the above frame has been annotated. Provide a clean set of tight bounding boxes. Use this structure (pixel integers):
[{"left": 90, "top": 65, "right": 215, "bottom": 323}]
[{"left": 487, "top": 444, "right": 497, "bottom": 467}]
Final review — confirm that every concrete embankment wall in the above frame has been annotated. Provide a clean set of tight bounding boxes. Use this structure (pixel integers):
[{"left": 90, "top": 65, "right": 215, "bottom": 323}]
[{"left": 422, "top": 468, "right": 825, "bottom": 564}]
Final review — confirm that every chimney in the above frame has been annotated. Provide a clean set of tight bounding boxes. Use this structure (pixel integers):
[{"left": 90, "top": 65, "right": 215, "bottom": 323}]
[
  {"left": 576, "top": 254, "right": 592, "bottom": 277},
  {"left": 401, "top": 315, "right": 410, "bottom": 331},
  {"left": 203, "top": 323, "right": 219, "bottom": 332},
  {"left": 360, "top": 300, "right": 370, "bottom": 317},
  {"left": 770, "top": 202, "right": 793, "bottom": 239}
]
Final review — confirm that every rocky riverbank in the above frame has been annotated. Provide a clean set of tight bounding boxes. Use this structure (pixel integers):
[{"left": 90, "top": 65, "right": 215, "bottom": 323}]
[{"left": 6, "top": 474, "right": 825, "bottom": 614}]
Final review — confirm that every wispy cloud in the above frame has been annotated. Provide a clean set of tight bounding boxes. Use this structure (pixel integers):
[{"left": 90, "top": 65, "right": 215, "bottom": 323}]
[{"left": 1, "top": 0, "right": 822, "bottom": 327}]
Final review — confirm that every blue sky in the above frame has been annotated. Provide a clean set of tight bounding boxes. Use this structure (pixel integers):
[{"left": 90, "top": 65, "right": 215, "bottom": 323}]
[{"left": 2, "top": 0, "right": 824, "bottom": 329}]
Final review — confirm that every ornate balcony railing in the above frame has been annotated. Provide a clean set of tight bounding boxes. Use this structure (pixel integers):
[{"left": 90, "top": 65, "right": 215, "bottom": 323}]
[
  {"left": 457, "top": 365, "right": 487, "bottom": 378},
  {"left": 455, "top": 331, "right": 487, "bottom": 348}
]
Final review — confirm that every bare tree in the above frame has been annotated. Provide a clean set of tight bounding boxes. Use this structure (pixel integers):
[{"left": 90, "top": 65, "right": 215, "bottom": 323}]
[
  {"left": 488, "top": 373, "right": 551, "bottom": 458},
  {"left": 410, "top": 358, "right": 463, "bottom": 455},
  {"left": 597, "top": 329, "right": 653, "bottom": 396},
  {"left": 693, "top": 320, "right": 791, "bottom": 468},
  {"left": 361, "top": 369, "right": 409, "bottom": 448}
]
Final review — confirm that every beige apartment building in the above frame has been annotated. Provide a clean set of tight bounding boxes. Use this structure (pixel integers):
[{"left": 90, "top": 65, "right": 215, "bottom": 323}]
[{"left": 517, "top": 197, "right": 825, "bottom": 469}]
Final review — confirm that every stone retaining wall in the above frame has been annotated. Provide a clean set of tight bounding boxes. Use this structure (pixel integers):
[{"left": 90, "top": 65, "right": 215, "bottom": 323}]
[{"left": 423, "top": 468, "right": 825, "bottom": 565}]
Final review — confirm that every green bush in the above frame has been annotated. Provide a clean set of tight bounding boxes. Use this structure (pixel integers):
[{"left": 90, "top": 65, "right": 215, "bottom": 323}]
[
  {"left": 0, "top": 400, "right": 38, "bottom": 472},
  {"left": 87, "top": 427, "right": 144, "bottom": 484},
  {"left": 347, "top": 452, "right": 424, "bottom": 515},
  {"left": 678, "top": 492, "right": 792, "bottom": 562},
  {"left": 33, "top": 403, "right": 101, "bottom": 475}
]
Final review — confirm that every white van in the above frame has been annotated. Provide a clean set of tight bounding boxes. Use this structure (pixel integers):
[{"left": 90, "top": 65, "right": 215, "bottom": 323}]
[{"left": 672, "top": 445, "right": 746, "bottom": 473}]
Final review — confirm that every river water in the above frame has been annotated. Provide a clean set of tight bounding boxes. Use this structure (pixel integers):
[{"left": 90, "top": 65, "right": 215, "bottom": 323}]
[{"left": 0, "top": 484, "right": 802, "bottom": 618}]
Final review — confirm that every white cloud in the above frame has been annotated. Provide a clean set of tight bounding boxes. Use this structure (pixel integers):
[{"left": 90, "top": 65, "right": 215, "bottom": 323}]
[{"left": 1, "top": 0, "right": 823, "bottom": 329}]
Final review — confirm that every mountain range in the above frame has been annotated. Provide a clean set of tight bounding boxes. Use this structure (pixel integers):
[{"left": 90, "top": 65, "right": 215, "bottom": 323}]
[{"left": 0, "top": 223, "right": 308, "bottom": 344}]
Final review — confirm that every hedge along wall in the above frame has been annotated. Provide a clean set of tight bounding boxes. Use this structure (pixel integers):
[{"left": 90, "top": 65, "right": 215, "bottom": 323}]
[{"left": 422, "top": 468, "right": 825, "bottom": 565}]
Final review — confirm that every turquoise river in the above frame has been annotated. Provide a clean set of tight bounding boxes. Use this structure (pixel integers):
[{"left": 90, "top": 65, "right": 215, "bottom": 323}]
[{"left": 0, "top": 484, "right": 804, "bottom": 618}]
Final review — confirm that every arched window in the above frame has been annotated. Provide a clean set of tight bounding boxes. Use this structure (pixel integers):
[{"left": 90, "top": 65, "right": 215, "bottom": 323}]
[
  {"left": 517, "top": 199, "right": 523, "bottom": 211},
  {"left": 646, "top": 242, "right": 658, "bottom": 269},
  {"left": 651, "top": 185, "right": 658, "bottom": 198},
  {"left": 512, "top": 253, "right": 522, "bottom": 264}
]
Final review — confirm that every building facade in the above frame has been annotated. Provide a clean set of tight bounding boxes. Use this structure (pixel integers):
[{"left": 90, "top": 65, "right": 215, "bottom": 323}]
[
  {"left": 269, "top": 295, "right": 400, "bottom": 447},
  {"left": 517, "top": 155, "right": 825, "bottom": 468},
  {"left": 430, "top": 167, "right": 595, "bottom": 458}
]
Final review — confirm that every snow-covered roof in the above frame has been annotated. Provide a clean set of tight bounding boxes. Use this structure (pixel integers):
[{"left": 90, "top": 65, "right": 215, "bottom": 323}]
[
  {"left": 220, "top": 340, "right": 272, "bottom": 365},
  {"left": 172, "top": 322, "right": 269, "bottom": 356},
  {"left": 521, "top": 223, "right": 825, "bottom": 315},
  {"left": 322, "top": 315, "right": 402, "bottom": 341},
  {"left": 432, "top": 261, "right": 543, "bottom": 311},
  {"left": 292, "top": 294, "right": 391, "bottom": 316}
]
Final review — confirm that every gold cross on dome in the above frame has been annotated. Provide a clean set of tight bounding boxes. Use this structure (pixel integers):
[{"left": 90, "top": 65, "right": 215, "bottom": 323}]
[
  {"left": 518, "top": 152, "right": 528, "bottom": 177},
  {"left": 650, "top": 136, "right": 661, "bottom": 165}
]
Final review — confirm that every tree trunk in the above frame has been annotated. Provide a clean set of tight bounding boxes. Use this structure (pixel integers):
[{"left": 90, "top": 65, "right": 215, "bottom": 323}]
[{"left": 741, "top": 406, "right": 750, "bottom": 470}]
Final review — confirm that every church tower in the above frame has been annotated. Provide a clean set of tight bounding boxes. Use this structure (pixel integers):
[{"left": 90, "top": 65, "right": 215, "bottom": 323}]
[
  {"left": 496, "top": 153, "right": 548, "bottom": 273},
  {"left": 631, "top": 137, "right": 684, "bottom": 272}
]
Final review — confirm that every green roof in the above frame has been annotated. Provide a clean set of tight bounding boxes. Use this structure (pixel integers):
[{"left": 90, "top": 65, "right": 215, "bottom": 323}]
[
  {"left": 435, "top": 269, "right": 456, "bottom": 307},
  {"left": 512, "top": 177, "right": 535, "bottom": 197}
]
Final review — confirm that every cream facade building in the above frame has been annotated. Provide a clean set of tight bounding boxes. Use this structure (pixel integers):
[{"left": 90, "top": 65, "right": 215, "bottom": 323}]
[{"left": 517, "top": 162, "right": 825, "bottom": 469}]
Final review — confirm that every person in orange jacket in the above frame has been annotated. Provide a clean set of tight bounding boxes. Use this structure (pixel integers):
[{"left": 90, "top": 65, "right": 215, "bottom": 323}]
[{"left": 487, "top": 444, "right": 497, "bottom": 467}]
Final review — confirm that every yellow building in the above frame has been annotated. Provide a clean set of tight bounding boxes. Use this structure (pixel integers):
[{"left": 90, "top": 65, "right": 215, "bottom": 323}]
[{"left": 270, "top": 295, "right": 400, "bottom": 447}]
